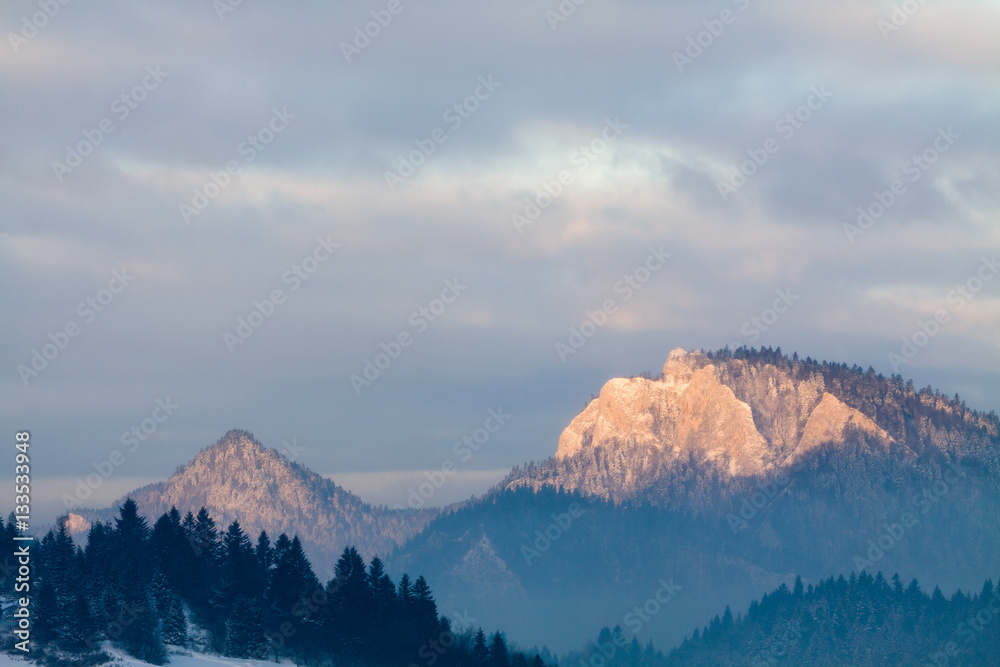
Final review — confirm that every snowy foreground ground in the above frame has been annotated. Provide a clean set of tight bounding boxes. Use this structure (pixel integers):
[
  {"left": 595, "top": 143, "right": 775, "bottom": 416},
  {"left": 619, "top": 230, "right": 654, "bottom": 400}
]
[{"left": 0, "top": 645, "right": 293, "bottom": 667}]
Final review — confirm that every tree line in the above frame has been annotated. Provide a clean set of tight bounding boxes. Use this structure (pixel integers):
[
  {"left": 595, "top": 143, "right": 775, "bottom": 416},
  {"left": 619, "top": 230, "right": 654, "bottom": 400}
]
[
  {"left": 13, "top": 501, "right": 547, "bottom": 667},
  {"left": 666, "top": 571, "right": 1000, "bottom": 666}
]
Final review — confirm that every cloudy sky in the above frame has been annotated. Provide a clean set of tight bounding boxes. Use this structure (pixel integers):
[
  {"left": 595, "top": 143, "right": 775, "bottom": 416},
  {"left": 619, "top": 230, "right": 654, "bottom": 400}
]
[{"left": 2, "top": 0, "right": 998, "bottom": 524}]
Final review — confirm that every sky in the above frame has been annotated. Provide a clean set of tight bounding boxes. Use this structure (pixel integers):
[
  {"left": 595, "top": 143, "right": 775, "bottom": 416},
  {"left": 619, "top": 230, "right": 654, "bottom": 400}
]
[{"left": 1, "top": 0, "right": 998, "bottom": 525}]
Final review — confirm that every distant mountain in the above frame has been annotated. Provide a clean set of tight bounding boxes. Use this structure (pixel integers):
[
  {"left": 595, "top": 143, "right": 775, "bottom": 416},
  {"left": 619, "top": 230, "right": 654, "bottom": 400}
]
[
  {"left": 389, "top": 347, "right": 1000, "bottom": 651},
  {"left": 70, "top": 429, "right": 436, "bottom": 577},
  {"left": 506, "top": 347, "right": 997, "bottom": 505}
]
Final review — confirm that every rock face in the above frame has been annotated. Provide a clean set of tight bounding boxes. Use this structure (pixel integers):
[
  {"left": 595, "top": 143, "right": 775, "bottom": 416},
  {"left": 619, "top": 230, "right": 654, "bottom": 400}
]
[
  {"left": 793, "top": 391, "right": 890, "bottom": 461},
  {"left": 552, "top": 348, "right": 896, "bottom": 495},
  {"left": 75, "top": 430, "right": 436, "bottom": 577}
]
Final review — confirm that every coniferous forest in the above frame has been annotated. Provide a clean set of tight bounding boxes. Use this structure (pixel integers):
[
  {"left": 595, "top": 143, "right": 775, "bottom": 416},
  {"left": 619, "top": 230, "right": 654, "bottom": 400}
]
[
  {"left": 2, "top": 501, "right": 545, "bottom": 667},
  {"left": 560, "top": 574, "right": 1000, "bottom": 667},
  {"left": 4, "top": 502, "right": 1000, "bottom": 666},
  {"left": 665, "top": 572, "right": 1000, "bottom": 666}
]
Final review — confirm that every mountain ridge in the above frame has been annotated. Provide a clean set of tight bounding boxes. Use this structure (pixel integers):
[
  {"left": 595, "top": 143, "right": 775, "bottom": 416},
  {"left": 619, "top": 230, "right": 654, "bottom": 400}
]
[
  {"left": 504, "top": 346, "right": 997, "bottom": 506},
  {"left": 389, "top": 346, "right": 1000, "bottom": 650},
  {"left": 59, "top": 346, "right": 1000, "bottom": 651},
  {"left": 70, "top": 429, "right": 437, "bottom": 578}
]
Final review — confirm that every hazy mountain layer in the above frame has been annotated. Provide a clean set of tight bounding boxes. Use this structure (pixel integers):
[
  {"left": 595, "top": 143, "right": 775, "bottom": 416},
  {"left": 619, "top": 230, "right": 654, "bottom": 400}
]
[{"left": 390, "top": 348, "right": 1000, "bottom": 651}]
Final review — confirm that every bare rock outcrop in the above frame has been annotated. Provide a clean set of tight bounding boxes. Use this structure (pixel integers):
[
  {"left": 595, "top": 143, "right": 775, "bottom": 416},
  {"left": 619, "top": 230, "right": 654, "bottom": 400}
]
[{"left": 555, "top": 348, "right": 895, "bottom": 486}]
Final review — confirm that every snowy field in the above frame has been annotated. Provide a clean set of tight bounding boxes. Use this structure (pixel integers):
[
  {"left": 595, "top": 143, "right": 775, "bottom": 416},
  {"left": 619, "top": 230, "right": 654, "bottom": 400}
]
[{"left": 0, "top": 645, "right": 294, "bottom": 667}]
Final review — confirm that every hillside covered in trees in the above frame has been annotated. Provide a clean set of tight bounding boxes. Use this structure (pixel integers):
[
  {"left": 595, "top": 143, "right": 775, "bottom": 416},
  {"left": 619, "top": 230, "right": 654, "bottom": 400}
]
[
  {"left": 408, "top": 346, "right": 1000, "bottom": 648},
  {"left": 667, "top": 571, "right": 1000, "bottom": 666},
  {"left": 71, "top": 429, "right": 438, "bottom": 579},
  {"left": 559, "top": 572, "right": 1000, "bottom": 667},
  {"left": 4, "top": 502, "right": 545, "bottom": 667}
]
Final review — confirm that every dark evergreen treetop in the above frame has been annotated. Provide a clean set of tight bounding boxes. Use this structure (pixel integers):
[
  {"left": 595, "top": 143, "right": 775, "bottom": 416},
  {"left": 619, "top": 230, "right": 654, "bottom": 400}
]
[{"left": 19, "top": 500, "right": 547, "bottom": 667}]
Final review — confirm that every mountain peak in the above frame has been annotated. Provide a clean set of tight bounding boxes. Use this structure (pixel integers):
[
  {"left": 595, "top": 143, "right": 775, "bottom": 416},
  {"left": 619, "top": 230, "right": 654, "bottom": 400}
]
[
  {"left": 661, "top": 347, "right": 712, "bottom": 388},
  {"left": 555, "top": 348, "right": 902, "bottom": 480},
  {"left": 557, "top": 349, "right": 770, "bottom": 475},
  {"left": 209, "top": 428, "right": 268, "bottom": 454},
  {"left": 173, "top": 428, "right": 291, "bottom": 480},
  {"left": 78, "top": 430, "right": 437, "bottom": 577},
  {"left": 513, "top": 345, "right": 994, "bottom": 508}
]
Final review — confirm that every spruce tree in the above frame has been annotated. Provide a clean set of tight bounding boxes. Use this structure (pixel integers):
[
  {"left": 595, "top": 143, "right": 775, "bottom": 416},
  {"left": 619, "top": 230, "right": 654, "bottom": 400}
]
[
  {"left": 188, "top": 507, "right": 220, "bottom": 615},
  {"left": 255, "top": 530, "right": 273, "bottom": 576},
  {"left": 368, "top": 556, "right": 396, "bottom": 662},
  {"left": 151, "top": 570, "right": 187, "bottom": 646},
  {"left": 161, "top": 595, "right": 188, "bottom": 646},
  {"left": 117, "top": 591, "right": 166, "bottom": 665},
  {"left": 472, "top": 629, "right": 489, "bottom": 664},
  {"left": 224, "top": 597, "right": 268, "bottom": 659},
  {"left": 34, "top": 578, "right": 61, "bottom": 645},
  {"left": 323, "top": 546, "right": 371, "bottom": 657},
  {"left": 63, "top": 592, "right": 97, "bottom": 653},
  {"left": 488, "top": 631, "right": 510, "bottom": 667},
  {"left": 219, "top": 520, "right": 259, "bottom": 608},
  {"left": 150, "top": 514, "right": 176, "bottom": 574},
  {"left": 412, "top": 575, "right": 438, "bottom": 636},
  {"left": 113, "top": 499, "right": 152, "bottom": 605}
]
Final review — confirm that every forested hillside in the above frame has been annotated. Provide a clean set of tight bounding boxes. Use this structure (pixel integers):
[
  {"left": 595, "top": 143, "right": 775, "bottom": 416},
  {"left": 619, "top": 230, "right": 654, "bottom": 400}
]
[
  {"left": 4, "top": 503, "right": 544, "bottom": 667},
  {"left": 561, "top": 572, "right": 1000, "bottom": 666},
  {"left": 70, "top": 430, "right": 437, "bottom": 579}
]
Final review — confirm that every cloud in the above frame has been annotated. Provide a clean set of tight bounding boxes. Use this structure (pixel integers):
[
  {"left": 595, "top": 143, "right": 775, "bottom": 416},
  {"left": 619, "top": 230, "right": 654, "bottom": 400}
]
[{"left": 1, "top": 0, "right": 997, "bottom": 507}]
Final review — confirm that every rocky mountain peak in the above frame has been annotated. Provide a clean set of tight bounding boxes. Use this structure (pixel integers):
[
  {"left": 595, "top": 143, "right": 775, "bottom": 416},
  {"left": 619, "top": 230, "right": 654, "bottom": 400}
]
[
  {"left": 75, "top": 429, "right": 437, "bottom": 577},
  {"left": 661, "top": 346, "right": 711, "bottom": 386},
  {"left": 193, "top": 428, "right": 271, "bottom": 463},
  {"left": 556, "top": 348, "right": 895, "bottom": 479}
]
